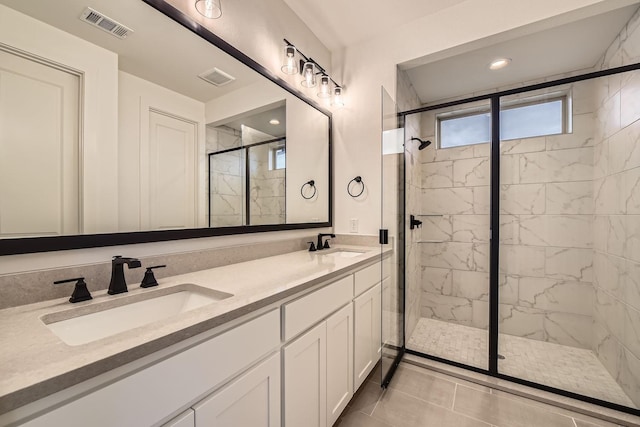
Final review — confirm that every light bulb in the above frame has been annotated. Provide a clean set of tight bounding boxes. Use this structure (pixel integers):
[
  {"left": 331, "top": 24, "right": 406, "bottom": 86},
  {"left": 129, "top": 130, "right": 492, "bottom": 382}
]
[
  {"left": 301, "top": 62, "right": 316, "bottom": 88},
  {"left": 195, "top": 0, "right": 222, "bottom": 19},
  {"left": 281, "top": 45, "right": 298, "bottom": 75},
  {"left": 332, "top": 86, "right": 345, "bottom": 107},
  {"left": 317, "top": 75, "right": 331, "bottom": 98}
]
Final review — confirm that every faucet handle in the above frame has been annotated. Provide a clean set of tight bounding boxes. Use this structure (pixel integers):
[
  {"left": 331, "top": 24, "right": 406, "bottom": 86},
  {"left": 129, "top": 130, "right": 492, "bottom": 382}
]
[
  {"left": 307, "top": 241, "right": 317, "bottom": 252},
  {"left": 54, "top": 277, "right": 93, "bottom": 303},
  {"left": 140, "top": 265, "right": 166, "bottom": 288},
  {"left": 323, "top": 239, "right": 331, "bottom": 249}
]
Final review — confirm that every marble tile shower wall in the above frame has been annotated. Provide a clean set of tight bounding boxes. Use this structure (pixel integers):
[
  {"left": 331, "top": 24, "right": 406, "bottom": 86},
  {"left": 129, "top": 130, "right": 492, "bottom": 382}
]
[
  {"left": 417, "top": 82, "right": 597, "bottom": 350},
  {"left": 249, "top": 144, "right": 286, "bottom": 225},
  {"left": 592, "top": 7, "right": 640, "bottom": 407},
  {"left": 208, "top": 126, "right": 244, "bottom": 227},
  {"left": 397, "top": 69, "right": 423, "bottom": 340}
]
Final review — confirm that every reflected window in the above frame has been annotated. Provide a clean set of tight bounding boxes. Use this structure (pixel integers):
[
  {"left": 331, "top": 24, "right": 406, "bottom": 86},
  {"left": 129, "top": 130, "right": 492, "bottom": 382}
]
[
  {"left": 438, "top": 96, "right": 566, "bottom": 148},
  {"left": 269, "top": 144, "right": 286, "bottom": 170}
]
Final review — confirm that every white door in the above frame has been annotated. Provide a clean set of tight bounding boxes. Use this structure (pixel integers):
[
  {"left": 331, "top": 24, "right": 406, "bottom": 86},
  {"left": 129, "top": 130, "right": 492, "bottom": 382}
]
[
  {"left": 326, "top": 303, "right": 353, "bottom": 427},
  {"left": 0, "top": 49, "right": 80, "bottom": 237},
  {"left": 353, "top": 282, "right": 382, "bottom": 391},
  {"left": 194, "top": 353, "right": 280, "bottom": 427},
  {"left": 284, "top": 321, "right": 326, "bottom": 427},
  {"left": 146, "top": 110, "right": 197, "bottom": 230}
]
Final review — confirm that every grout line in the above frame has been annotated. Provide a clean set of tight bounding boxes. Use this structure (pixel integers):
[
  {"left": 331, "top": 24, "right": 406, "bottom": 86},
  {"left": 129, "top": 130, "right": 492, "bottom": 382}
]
[
  {"left": 369, "top": 387, "right": 386, "bottom": 416},
  {"left": 572, "top": 417, "right": 578, "bottom": 427},
  {"left": 452, "top": 383, "right": 458, "bottom": 410}
]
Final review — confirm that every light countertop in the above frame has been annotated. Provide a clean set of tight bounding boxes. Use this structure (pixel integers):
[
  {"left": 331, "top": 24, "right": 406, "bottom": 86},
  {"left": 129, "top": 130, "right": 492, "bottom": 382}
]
[{"left": 0, "top": 245, "right": 389, "bottom": 415}]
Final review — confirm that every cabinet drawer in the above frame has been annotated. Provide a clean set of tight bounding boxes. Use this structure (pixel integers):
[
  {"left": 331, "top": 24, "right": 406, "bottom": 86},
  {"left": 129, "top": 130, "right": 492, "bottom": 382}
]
[
  {"left": 354, "top": 262, "right": 380, "bottom": 296},
  {"left": 283, "top": 275, "right": 353, "bottom": 341}
]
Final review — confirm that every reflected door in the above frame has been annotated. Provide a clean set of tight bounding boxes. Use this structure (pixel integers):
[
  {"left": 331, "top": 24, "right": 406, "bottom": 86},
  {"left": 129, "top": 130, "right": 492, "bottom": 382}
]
[
  {"left": 380, "top": 87, "right": 405, "bottom": 386},
  {"left": 145, "top": 110, "right": 197, "bottom": 230},
  {"left": 0, "top": 49, "right": 80, "bottom": 237}
]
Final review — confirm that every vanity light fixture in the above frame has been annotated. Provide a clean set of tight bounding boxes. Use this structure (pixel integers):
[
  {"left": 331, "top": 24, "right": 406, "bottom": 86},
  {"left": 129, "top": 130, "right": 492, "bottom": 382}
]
[
  {"left": 281, "top": 39, "right": 345, "bottom": 106},
  {"left": 195, "top": 0, "right": 222, "bottom": 19},
  {"left": 489, "top": 57, "right": 511, "bottom": 70},
  {"left": 281, "top": 44, "right": 298, "bottom": 74}
]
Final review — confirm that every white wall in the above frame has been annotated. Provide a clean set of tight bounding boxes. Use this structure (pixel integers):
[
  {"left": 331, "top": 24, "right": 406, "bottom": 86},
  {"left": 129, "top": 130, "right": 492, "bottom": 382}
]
[
  {"left": 330, "top": 0, "right": 638, "bottom": 236},
  {"left": 118, "top": 71, "right": 206, "bottom": 231},
  {"left": 0, "top": 4, "right": 119, "bottom": 234},
  {"left": 285, "top": 96, "right": 330, "bottom": 223}
]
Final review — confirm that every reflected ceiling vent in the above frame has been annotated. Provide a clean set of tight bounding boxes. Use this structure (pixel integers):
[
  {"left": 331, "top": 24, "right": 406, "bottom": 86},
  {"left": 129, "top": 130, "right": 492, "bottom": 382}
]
[
  {"left": 198, "top": 67, "right": 236, "bottom": 87},
  {"left": 80, "top": 7, "right": 133, "bottom": 39}
]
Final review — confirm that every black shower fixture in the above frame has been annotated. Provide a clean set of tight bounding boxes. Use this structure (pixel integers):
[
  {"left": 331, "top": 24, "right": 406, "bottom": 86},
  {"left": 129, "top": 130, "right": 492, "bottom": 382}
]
[{"left": 411, "top": 137, "right": 432, "bottom": 150}]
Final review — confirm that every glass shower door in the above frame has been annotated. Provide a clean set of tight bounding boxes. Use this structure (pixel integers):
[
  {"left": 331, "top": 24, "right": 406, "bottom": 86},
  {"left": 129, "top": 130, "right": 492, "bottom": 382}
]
[{"left": 380, "top": 87, "right": 405, "bottom": 385}]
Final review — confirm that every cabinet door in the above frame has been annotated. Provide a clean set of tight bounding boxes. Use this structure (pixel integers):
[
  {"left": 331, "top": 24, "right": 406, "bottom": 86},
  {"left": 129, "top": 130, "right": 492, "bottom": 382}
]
[
  {"left": 162, "top": 409, "right": 194, "bottom": 427},
  {"left": 326, "top": 304, "right": 353, "bottom": 427},
  {"left": 284, "top": 321, "right": 326, "bottom": 427},
  {"left": 354, "top": 283, "right": 382, "bottom": 391},
  {"left": 194, "top": 353, "right": 280, "bottom": 427}
]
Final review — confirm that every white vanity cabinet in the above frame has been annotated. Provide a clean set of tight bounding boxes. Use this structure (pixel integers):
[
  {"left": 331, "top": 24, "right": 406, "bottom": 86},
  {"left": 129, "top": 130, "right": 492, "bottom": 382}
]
[{"left": 10, "top": 254, "right": 391, "bottom": 427}]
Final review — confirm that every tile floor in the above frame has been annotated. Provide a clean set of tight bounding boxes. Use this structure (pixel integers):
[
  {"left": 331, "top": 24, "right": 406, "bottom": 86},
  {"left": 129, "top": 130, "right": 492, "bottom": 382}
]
[
  {"left": 334, "top": 362, "right": 633, "bottom": 427},
  {"left": 407, "top": 318, "right": 636, "bottom": 409}
]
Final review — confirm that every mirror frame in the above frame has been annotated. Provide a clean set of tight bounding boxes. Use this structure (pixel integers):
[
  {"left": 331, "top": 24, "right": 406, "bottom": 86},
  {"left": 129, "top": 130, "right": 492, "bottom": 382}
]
[{"left": 0, "top": 0, "right": 332, "bottom": 256}]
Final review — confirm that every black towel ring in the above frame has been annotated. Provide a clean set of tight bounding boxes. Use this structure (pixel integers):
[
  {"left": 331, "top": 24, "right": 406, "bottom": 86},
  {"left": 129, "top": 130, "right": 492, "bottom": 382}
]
[
  {"left": 347, "top": 176, "right": 365, "bottom": 198},
  {"left": 301, "top": 180, "right": 316, "bottom": 200}
]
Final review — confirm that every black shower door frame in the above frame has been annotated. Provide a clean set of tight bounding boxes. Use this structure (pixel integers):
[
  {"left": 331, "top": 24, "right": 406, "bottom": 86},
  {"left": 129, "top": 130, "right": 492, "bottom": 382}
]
[{"left": 398, "top": 62, "right": 640, "bottom": 417}]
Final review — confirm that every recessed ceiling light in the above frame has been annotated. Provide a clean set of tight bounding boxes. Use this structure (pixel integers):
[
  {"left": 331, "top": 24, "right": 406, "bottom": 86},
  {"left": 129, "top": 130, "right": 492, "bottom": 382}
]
[
  {"left": 269, "top": 119, "right": 280, "bottom": 125},
  {"left": 489, "top": 58, "right": 512, "bottom": 70}
]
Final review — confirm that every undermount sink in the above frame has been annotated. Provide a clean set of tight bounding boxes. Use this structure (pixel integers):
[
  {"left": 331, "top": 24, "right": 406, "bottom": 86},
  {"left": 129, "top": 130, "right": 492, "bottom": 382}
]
[
  {"left": 41, "top": 284, "right": 233, "bottom": 346},
  {"left": 321, "top": 249, "right": 366, "bottom": 258}
]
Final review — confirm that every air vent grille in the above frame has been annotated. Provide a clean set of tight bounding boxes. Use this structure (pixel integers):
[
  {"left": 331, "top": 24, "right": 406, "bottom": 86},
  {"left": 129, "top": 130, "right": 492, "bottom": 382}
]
[
  {"left": 198, "top": 68, "right": 236, "bottom": 87},
  {"left": 80, "top": 7, "right": 133, "bottom": 39}
]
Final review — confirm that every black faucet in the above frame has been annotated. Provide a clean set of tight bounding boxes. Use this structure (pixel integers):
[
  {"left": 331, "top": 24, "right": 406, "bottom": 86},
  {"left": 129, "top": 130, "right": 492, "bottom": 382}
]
[
  {"left": 108, "top": 256, "right": 142, "bottom": 295},
  {"left": 317, "top": 233, "right": 336, "bottom": 250}
]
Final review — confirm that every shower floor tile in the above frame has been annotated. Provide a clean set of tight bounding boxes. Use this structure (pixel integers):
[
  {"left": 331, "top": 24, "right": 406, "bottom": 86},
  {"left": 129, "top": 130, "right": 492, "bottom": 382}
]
[{"left": 407, "top": 318, "right": 636, "bottom": 409}]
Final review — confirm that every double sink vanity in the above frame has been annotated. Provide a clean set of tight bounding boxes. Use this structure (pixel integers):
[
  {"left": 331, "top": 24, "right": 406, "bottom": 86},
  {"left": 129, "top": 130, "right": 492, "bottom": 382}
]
[{"left": 0, "top": 243, "right": 391, "bottom": 427}]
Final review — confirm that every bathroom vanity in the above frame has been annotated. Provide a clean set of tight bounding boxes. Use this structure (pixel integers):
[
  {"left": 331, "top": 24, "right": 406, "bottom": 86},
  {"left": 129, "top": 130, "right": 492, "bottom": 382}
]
[{"left": 0, "top": 245, "right": 391, "bottom": 427}]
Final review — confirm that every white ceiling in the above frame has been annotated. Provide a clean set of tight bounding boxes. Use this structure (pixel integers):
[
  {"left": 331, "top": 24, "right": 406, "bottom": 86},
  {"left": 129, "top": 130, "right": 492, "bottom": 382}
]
[
  {"left": 282, "top": 0, "right": 467, "bottom": 51},
  {"left": 404, "top": 3, "right": 640, "bottom": 104},
  {"left": 0, "top": 0, "right": 264, "bottom": 102}
]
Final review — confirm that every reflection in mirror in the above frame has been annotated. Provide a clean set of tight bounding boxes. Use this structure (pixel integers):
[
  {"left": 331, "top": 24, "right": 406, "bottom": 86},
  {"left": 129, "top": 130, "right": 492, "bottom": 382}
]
[
  {"left": 0, "top": 0, "right": 330, "bottom": 243},
  {"left": 207, "top": 103, "right": 287, "bottom": 227}
]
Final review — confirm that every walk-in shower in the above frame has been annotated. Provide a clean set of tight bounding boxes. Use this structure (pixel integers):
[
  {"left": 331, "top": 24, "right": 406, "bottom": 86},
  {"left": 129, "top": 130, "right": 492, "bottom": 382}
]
[{"left": 397, "top": 4, "right": 640, "bottom": 416}]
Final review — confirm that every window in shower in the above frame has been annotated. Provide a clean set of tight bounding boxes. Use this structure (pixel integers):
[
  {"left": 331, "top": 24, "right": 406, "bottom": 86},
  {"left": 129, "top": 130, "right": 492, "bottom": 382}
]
[{"left": 438, "top": 95, "right": 567, "bottom": 148}]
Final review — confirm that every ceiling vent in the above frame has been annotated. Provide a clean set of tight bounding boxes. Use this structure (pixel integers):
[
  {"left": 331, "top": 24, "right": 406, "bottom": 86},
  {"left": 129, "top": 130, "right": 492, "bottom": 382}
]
[
  {"left": 198, "top": 67, "right": 236, "bottom": 87},
  {"left": 80, "top": 7, "right": 133, "bottom": 39}
]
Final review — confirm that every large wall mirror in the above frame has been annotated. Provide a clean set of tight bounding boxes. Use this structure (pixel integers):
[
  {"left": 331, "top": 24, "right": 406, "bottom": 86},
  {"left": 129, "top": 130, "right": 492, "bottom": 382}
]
[{"left": 0, "top": 0, "right": 331, "bottom": 254}]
